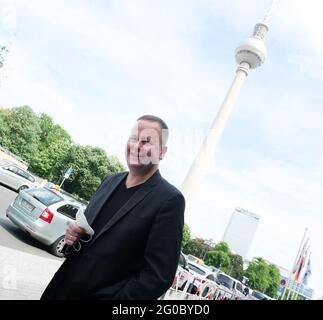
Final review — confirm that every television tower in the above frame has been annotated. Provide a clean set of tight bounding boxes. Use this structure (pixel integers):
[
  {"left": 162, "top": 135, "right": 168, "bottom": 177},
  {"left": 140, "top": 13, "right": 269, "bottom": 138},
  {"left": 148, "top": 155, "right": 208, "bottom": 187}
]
[{"left": 181, "top": 1, "right": 277, "bottom": 212}]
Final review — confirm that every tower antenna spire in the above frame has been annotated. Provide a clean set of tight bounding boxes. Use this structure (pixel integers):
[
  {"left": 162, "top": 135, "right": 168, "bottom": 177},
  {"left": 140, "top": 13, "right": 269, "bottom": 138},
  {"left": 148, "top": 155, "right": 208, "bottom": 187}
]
[{"left": 262, "top": 0, "right": 277, "bottom": 26}]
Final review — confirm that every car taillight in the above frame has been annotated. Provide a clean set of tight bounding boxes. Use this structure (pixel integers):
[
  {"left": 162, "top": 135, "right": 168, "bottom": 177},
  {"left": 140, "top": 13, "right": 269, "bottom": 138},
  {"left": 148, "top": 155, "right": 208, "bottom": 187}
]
[{"left": 39, "top": 208, "right": 54, "bottom": 223}]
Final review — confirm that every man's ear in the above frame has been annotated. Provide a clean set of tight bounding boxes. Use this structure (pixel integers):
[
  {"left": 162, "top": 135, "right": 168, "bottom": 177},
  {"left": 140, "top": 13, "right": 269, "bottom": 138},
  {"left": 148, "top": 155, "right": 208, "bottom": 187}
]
[{"left": 159, "top": 146, "right": 168, "bottom": 160}]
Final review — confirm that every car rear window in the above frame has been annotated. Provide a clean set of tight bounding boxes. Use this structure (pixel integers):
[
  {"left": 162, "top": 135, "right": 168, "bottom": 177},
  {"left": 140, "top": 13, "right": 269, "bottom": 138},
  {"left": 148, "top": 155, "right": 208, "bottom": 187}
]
[
  {"left": 18, "top": 169, "right": 35, "bottom": 182},
  {"left": 27, "top": 188, "right": 63, "bottom": 206},
  {"left": 53, "top": 188, "right": 89, "bottom": 205},
  {"left": 252, "top": 291, "right": 266, "bottom": 300},
  {"left": 217, "top": 274, "right": 234, "bottom": 290},
  {"left": 206, "top": 274, "right": 216, "bottom": 281},
  {"left": 188, "top": 263, "right": 206, "bottom": 276}
]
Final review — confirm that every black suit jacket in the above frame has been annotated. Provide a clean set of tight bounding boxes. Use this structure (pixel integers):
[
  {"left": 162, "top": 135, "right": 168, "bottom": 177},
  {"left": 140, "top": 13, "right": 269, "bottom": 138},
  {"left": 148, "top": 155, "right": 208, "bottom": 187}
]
[{"left": 41, "top": 170, "right": 185, "bottom": 300}]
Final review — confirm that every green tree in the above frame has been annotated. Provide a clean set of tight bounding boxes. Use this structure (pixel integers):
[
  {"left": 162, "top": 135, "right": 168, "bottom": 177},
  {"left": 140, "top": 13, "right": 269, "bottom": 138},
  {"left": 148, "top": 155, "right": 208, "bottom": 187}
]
[
  {"left": 0, "top": 108, "right": 11, "bottom": 148},
  {"left": 0, "top": 106, "right": 41, "bottom": 163},
  {"left": 204, "top": 241, "right": 232, "bottom": 273},
  {"left": 265, "top": 264, "right": 280, "bottom": 299},
  {"left": 213, "top": 241, "right": 230, "bottom": 254},
  {"left": 244, "top": 257, "right": 271, "bottom": 292},
  {"left": 229, "top": 254, "right": 244, "bottom": 281},
  {"left": 53, "top": 144, "right": 125, "bottom": 200},
  {"left": 183, "top": 238, "right": 210, "bottom": 259},
  {"left": 205, "top": 250, "right": 231, "bottom": 274},
  {"left": 28, "top": 113, "right": 72, "bottom": 180},
  {"left": 181, "top": 224, "right": 191, "bottom": 250},
  {"left": 0, "top": 106, "right": 125, "bottom": 200}
]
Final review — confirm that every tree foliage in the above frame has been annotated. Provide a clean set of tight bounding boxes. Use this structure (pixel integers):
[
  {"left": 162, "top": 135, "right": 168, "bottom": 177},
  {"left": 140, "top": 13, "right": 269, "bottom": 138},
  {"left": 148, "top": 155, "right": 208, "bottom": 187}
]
[
  {"left": 243, "top": 257, "right": 280, "bottom": 297},
  {"left": 205, "top": 250, "right": 231, "bottom": 274},
  {"left": 229, "top": 254, "right": 244, "bottom": 281},
  {"left": 0, "top": 106, "right": 125, "bottom": 200},
  {"left": 28, "top": 113, "right": 72, "bottom": 180},
  {"left": 183, "top": 238, "right": 211, "bottom": 259},
  {"left": 181, "top": 223, "right": 191, "bottom": 250},
  {"left": 203, "top": 241, "right": 231, "bottom": 273},
  {"left": 0, "top": 106, "right": 41, "bottom": 162},
  {"left": 244, "top": 257, "right": 270, "bottom": 291},
  {"left": 265, "top": 264, "right": 280, "bottom": 299},
  {"left": 52, "top": 144, "right": 125, "bottom": 200},
  {"left": 0, "top": 108, "right": 11, "bottom": 147},
  {"left": 214, "top": 241, "right": 230, "bottom": 254}
]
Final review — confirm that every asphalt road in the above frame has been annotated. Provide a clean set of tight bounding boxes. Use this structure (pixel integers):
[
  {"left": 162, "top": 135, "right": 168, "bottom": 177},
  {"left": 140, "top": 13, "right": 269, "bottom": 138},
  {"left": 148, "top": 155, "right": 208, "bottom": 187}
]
[{"left": 0, "top": 185, "right": 61, "bottom": 261}]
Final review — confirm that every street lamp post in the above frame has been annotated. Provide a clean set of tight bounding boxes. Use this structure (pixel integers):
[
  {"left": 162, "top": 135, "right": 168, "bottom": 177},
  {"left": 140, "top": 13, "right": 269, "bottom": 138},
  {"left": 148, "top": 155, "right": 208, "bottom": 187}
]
[{"left": 181, "top": 0, "right": 277, "bottom": 215}]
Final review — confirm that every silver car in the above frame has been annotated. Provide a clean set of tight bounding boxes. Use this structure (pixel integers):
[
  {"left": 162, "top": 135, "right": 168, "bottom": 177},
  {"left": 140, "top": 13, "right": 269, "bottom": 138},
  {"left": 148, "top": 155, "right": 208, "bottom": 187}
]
[
  {"left": 0, "top": 162, "right": 38, "bottom": 192},
  {"left": 249, "top": 290, "right": 274, "bottom": 300},
  {"left": 6, "top": 187, "right": 86, "bottom": 257}
]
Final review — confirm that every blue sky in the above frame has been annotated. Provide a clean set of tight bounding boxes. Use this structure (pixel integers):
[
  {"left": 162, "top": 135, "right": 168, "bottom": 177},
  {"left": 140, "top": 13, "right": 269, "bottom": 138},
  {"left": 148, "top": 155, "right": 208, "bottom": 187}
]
[{"left": 1, "top": 0, "right": 323, "bottom": 298}]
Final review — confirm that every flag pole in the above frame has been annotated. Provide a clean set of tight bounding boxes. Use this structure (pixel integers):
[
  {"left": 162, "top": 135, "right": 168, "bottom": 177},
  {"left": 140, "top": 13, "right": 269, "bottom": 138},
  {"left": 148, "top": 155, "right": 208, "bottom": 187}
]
[
  {"left": 287, "top": 236, "right": 309, "bottom": 300},
  {"left": 282, "top": 228, "right": 308, "bottom": 300},
  {"left": 302, "top": 252, "right": 312, "bottom": 288},
  {"left": 291, "top": 244, "right": 310, "bottom": 300}
]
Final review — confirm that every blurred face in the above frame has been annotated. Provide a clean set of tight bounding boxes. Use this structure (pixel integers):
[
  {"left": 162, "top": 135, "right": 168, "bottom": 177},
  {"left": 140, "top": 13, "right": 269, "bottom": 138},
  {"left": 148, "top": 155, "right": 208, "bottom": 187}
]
[{"left": 125, "top": 120, "right": 167, "bottom": 173}]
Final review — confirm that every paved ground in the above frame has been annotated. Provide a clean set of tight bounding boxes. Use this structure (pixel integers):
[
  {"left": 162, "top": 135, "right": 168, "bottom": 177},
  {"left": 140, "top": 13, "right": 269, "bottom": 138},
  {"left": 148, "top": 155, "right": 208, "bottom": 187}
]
[
  {"left": 0, "top": 185, "right": 63, "bottom": 299},
  {"left": 0, "top": 185, "right": 16, "bottom": 218},
  {"left": 0, "top": 245, "right": 63, "bottom": 299}
]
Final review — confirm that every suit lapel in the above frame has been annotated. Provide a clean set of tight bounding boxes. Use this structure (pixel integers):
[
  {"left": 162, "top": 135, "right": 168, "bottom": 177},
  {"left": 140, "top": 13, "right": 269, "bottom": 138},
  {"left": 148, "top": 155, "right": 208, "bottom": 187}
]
[
  {"left": 88, "top": 170, "right": 162, "bottom": 247},
  {"left": 86, "top": 173, "right": 128, "bottom": 226}
]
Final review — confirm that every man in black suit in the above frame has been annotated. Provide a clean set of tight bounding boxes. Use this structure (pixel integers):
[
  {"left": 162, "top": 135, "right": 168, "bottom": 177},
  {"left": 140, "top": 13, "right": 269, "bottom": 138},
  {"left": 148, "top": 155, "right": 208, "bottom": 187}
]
[{"left": 41, "top": 115, "right": 185, "bottom": 300}]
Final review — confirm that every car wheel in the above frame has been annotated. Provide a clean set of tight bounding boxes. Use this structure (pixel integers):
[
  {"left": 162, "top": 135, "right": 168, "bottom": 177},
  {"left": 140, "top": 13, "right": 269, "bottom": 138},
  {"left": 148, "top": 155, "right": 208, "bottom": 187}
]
[
  {"left": 187, "top": 283, "right": 197, "bottom": 294},
  {"left": 50, "top": 236, "right": 66, "bottom": 257},
  {"left": 18, "top": 185, "right": 28, "bottom": 192},
  {"left": 179, "top": 281, "right": 187, "bottom": 291}
]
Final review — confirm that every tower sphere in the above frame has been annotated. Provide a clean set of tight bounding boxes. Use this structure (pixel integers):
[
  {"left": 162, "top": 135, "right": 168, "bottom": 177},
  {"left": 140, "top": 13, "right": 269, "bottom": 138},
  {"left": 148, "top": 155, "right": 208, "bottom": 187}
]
[{"left": 235, "top": 37, "right": 267, "bottom": 69}]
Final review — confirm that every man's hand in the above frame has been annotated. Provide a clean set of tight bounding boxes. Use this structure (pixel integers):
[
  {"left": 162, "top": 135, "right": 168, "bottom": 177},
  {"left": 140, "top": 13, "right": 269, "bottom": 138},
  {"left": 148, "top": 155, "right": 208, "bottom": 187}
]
[{"left": 65, "top": 223, "right": 86, "bottom": 246}]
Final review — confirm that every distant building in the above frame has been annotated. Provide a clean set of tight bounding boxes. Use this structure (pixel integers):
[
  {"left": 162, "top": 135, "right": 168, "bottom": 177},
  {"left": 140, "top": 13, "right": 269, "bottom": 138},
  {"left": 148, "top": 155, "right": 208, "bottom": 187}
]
[{"left": 222, "top": 207, "right": 260, "bottom": 259}]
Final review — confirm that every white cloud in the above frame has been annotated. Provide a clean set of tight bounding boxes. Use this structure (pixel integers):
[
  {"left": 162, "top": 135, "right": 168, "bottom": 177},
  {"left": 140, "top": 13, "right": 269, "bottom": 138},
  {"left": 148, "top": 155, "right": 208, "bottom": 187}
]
[{"left": 1, "top": 43, "right": 79, "bottom": 125}]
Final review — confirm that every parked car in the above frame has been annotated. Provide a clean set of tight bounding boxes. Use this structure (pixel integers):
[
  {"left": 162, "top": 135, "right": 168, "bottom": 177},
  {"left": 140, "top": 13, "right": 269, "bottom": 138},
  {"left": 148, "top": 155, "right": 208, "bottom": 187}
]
[
  {"left": 0, "top": 163, "right": 38, "bottom": 192},
  {"left": 0, "top": 159, "right": 13, "bottom": 166},
  {"left": 6, "top": 187, "right": 86, "bottom": 257},
  {"left": 205, "top": 265, "right": 221, "bottom": 275},
  {"left": 186, "top": 254, "right": 205, "bottom": 265},
  {"left": 172, "top": 252, "right": 192, "bottom": 290},
  {"left": 186, "top": 261, "right": 218, "bottom": 295},
  {"left": 249, "top": 289, "right": 274, "bottom": 300},
  {"left": 216, "top": 272, "right": 246, "bottom": 299}
]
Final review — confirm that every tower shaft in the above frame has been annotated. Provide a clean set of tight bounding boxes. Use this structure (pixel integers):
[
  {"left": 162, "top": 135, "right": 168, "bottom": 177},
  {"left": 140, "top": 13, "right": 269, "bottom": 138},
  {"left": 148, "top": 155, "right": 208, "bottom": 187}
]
[{"left": 181, "top": 62, "right": 249, "bottom": 211}]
